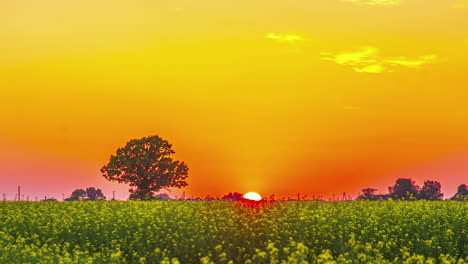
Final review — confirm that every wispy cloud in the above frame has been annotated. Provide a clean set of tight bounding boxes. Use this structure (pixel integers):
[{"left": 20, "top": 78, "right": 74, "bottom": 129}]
[
  {"left": 383, "top": 55, "right": 437, "bottom": 67},
  {"left": 321, "top": 46, "right": 437, "bottom": 73},
  {"left": 453, "top": 0, "right": 468, "bottom": 8},
  {"left": 340, "top": 0, "right": 402, "bottom": 7},
  {"left": 266, "top": 33, "right": 304, "bottom": 44}
]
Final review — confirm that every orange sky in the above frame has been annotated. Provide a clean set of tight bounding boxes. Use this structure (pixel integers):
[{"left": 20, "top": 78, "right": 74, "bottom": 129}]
[{"left": 1, "top": 0, "right": 467, "bottom": 200}]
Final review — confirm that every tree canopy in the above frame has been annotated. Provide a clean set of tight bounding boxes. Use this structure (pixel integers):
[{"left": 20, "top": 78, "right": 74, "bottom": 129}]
[
  {"left": 65, "top": 187, "right": 106, "bottom": 201},
  {"left": 71, "top": 189, "right": 86, "bottom": 200},
  {"left": 451, "top": 184, "right": 468, "bottom": 201},
  {"left": 358, "top": 188, "right": 378, "bottom": 200},
  {"left": 86, "top": 187, "right": 106, "bottom": 201},
  {"left": 222, "top": 192, "right": 244, "bottom": 201},
  {"left": 101, "top": 135, "right": 189, "bottom": 200},
  {"left": 418, "top": 180, "right": 443, "bottom": 200},
  {"left": 389, "top": 178, "right": 419, "bottom": 200}
]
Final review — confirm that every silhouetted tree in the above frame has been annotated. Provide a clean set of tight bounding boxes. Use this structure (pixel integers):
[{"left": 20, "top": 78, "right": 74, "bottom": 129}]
[
  {"left": 101, "top": 135, "right": 189, "bottom": 200},
  {"left": 155, "top": 193, "right": 171, "bottom": 201},
  {"left": 86, "top": 187, "right": 106, "bottom": 201},
  {"left": 65, "top": 189, "right": 86, "bottom": 201},
  {"left": 72, "top": 189, "right": 86, "bottom": 198},
  {"left": 389, "top": 178, "right": 419, "bottom": 200},
  {"left": 222, "top": 192, "right": 243, "bottom": 201},
  {"left": 418, "top": 180, "right": 443, "bottom": 200},
  {"left": 451, "top": 184, "right": 468, "bottom": 201},
  {"left": 65, "top": 188, "right": 106, "bottom": 201},
  {"left": 358, "top": 188, "right": 378, "bottom": 200}
]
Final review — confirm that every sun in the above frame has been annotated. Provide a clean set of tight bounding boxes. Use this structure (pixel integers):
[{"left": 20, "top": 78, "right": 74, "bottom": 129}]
[{"left": 243, "top": 192, "right": 262, "bottom": 201}]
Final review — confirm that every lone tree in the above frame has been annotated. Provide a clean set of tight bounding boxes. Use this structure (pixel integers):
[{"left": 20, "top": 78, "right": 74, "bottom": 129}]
[
  {"left": 389, "top": 178, "right": 419, "bottom": 200},
  {"left": 101, "top": 135, "right": 189, "bottom": 200},
  {"left": 418, "top": 180, "right": 443, "bottom": 200}
]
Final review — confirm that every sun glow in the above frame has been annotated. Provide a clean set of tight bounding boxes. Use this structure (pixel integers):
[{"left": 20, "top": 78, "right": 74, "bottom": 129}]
[{"left": 243, "top": 192, "right": 262, "bottom": 201}]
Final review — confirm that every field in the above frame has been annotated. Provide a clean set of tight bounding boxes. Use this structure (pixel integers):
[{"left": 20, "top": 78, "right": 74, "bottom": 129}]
[{"left": 0, "top": 201, "right": 467, "bottom": 263}]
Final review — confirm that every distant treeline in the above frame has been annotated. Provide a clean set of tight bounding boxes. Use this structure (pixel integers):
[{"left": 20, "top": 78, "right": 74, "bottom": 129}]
[
  {"left": 61, "top": 178, "right": 465, "bottom": 202},
  {"left": 4, "top": 179, "right": 467, "bottom": 202},
  {"left": 357, "top": 178, "right": 468, "bottom": 201}
]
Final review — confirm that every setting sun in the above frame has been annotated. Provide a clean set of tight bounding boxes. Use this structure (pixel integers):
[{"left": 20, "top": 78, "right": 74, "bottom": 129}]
[{"left": 243, "top": 192, "right": 262, "bottom": 201}]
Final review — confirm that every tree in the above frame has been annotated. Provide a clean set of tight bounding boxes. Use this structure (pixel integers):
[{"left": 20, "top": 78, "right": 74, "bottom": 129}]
[
  {"left": 389, "top": 178, "right": 419, "bottom": 200},
  {"left": 65, "top": 189, "right": 86, "bottom": 201},
  {"left": 101, "top": 135, "right": 189, "bottom": 200},
  {"left": 358, "top": 188, "right": 377, "bottom": 200},
  {"left": 451, "top": 184, "right": 468, "bottom": 201},
  {"left": 86, "top": 187, "right": 106, "bottom": 201},
  {"left": 418, "top": 180, "right": 443, "bottom": 200},
  {"left": 65, "top": 188, "right": 106, "bottom": 201},
  {"left": 154, "top": 193, "right": 172, "bottom": 201},
  {"left": 222, "top": 192, "right": 243, "bottom": 201}
]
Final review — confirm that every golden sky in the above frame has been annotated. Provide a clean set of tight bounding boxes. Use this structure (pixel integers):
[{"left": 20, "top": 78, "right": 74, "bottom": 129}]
[{"left": 1, "top": 0, "right": 467, "bottom": 200}]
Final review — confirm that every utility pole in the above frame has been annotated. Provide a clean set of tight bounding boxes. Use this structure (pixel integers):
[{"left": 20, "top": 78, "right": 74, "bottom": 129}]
[
  {"left": 18, "top": 186, "right": 21, "bottom": 201},
  {"left": 2, "top": 194, "right": 5, "bottom": 202},
  {"left": 342, "top": 192, "right": 347, "bottom": 201},
  {"left": 113, "top": 191, "right": 115, "bottom": 201}
]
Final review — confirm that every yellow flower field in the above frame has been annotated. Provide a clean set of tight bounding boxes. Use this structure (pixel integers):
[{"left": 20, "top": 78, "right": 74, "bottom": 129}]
[{"left": 0, "top": 201, "right": 466, "bottom": 263}]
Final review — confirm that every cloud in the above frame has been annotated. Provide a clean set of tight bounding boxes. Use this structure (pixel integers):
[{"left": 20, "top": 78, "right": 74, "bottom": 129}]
[
  {"left": 340, "top": 0, "right": 402, "bottom": 7},
  {"left": 266, "top": 33, "right": 304, "bottom": 44},
  {"left": 453, "top": 0, "right": 468, "bottom": 8},
  {"left": 321, "top": 46, "right": 385, "bottom": 73},
  {"left": 321, "top": 46, "right": 437, "bottom": 73},
  {"left": 383, "top": 55, "right": 437, "bottom": 67}
]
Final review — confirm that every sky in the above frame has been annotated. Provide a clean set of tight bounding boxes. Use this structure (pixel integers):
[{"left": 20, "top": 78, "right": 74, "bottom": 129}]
[{"left": 1, "top": 0, "right": 467, "bottom": 200}]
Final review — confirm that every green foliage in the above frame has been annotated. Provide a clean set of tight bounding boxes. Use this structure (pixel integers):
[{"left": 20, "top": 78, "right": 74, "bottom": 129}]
[
  {"left": 0, "top": 201, "right": 466, "bottom": 263},
  {"left": 101, "top": 135, "right": 189, "bottom": 200}
]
